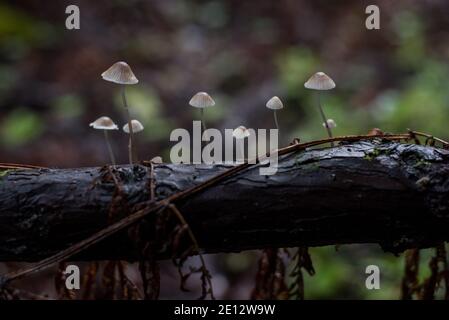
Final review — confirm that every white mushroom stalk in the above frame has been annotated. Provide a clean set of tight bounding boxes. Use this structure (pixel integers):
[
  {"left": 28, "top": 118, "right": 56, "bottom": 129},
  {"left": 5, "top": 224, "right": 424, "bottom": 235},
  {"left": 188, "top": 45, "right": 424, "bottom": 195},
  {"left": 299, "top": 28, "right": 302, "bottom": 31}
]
[
  {"left": 266, "top": 96, "right": 284, "bottom": 131},
  {"left": 102, "top": 61, "right": 139, "bottom": 164},
  {"left": 89, "top": 116, "right": 119, "bottom": 166},
  {"left": 189, "top": 92, "right": 215, "bottom": 133},
  {"left": 122, "top": 119, "right": 144, "bottom": 162},
  {"left": 305, "top": 72, "right": 336, "bottom": 146},
  {"left": 232, "top": 126, "right": 250, "bottom": 162}
]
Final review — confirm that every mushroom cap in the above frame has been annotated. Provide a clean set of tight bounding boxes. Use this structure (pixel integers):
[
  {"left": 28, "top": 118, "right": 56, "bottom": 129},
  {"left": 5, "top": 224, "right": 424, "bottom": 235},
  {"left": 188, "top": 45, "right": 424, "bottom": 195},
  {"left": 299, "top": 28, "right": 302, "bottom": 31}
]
[
  {"left": 304, "top": 72, "right": 336, "bottom": 90},
  {"left": 189, "top": 92, "right": 215, "bottom": 108},
  {"left": 232, "top": 126, "right": 250, "bottom": 139},
  {"left": 266, "top": 96, "right": 284, "bottom": 110},
  {"left": 89, "top": 116, "right": 119, "bottom": 130},
  {"left": 123, "top": 120, "right": 144, "bottom": 133},
  {"left": 101, "top": 61, "right": 139, "bottom": 85},
  {"left": 151, "top": 156, "right": 163, "bottom": 164},
  {"left": 322, "top": 119, "right": 337, "bottom": 129},
  {"left": 367, "top": 128, "right": 384, "bottom": 136}
]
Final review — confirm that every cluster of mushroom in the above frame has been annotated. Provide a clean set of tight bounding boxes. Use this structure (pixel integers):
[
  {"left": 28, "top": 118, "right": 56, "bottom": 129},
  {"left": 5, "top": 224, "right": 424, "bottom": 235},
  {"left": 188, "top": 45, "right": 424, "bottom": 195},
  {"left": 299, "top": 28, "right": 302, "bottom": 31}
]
[
  {"left": 230, "top": 71, "right": 337, "bottom": 156},
  {"left": 188, "top": 91, "right": 251, "bottom": 160},
  {"left": 90, "top": 61, "right": 337, "bottom": 165},
  {"left": 187, "top": 72, "right": 336, "bottom": 162},
  {"left": 90, "top": 62, "right": 145, "bottom": 165},
  {"left": 265, "top": 72, "right": 337, "bottom": 140},
  {"left": 232, "top": 71, "right": 337, "bottom": 156}
]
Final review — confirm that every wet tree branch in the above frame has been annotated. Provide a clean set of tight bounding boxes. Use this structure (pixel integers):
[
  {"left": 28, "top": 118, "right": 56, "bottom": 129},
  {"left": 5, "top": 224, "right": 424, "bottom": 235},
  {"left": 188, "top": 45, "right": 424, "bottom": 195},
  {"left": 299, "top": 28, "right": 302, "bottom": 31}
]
[{"left": 1, "top": 139, "right": 449, "bottom": 262}]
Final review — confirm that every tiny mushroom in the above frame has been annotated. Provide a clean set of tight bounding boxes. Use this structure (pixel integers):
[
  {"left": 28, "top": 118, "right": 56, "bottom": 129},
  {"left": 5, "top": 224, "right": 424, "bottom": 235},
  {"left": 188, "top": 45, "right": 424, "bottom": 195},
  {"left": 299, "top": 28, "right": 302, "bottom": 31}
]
[
  {"left": 266, "top": 96, "right": 283, "bottom": 131},
  {"left": 151, "top": 156, "right": 163, "bottom": 164},
  {"left": 123, "top": 120, "right": 144, "bottom": 162},
  {"left": 233, "top": 126, "right": 250, "bottom": 161},
  {"left": 102, "top": 61, "right": 139, "bottom": 164},
  {"left": 367, "top": 128, "right": 384, "bottom": 136},
  {"left": 322, "top": 119, "right": 337, "bottom": 129},
  {"left": 305, "top": 72, "right": 336, "bottom": 146},
  {"left": 189, "top": 92, "right": 215, "bottom": 133},
  {"left": 123, "top": 119, "right": 144, "bottom": 134},
  {"left": 90, "top": 116, "right": 119, "bottom": 166}
]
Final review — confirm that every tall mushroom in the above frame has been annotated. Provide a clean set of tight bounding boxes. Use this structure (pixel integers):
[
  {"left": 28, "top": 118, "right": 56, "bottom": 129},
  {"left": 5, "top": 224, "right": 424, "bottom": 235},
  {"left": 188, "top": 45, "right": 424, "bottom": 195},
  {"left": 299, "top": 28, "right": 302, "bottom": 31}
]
[
  {"left": 232, "top": 125, "right": 250, "bottom": 162},
  {"left": 189, "top": 92, "right": 215, "bottom": 133},
  {"left": 266, "top": 96, "right": 284, "bottom": 131},
  {"left": 304, "top": 72, "right": 336, "bottom": 146},
  {"left": 89, "top": 116, "right": 118, "bottom": 166},
  {"left": 122, "top": 120, "right": 144, "bottom": 163},
  {"left": 102, "top": 61, "right": 139, "bottom": 164}
]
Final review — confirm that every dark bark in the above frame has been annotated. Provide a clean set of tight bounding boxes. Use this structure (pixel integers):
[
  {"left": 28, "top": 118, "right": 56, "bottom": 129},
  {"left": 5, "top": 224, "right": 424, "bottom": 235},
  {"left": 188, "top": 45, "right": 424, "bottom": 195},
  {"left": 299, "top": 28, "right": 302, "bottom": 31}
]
[{"left": 1, "top": 140, "right": 449, "bottom": 262}]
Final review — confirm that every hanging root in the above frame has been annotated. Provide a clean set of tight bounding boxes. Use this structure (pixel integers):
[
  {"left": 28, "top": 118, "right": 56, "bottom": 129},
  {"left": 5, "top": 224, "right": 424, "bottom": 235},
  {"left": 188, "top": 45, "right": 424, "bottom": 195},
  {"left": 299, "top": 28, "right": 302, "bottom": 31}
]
[
  {"left": 401, "top": 248, "right": 420, "bottom": 300},
  {"left": 81, "top": 262, "right": 99, "bottom": 300},
  {"left": 251, "top": 248, "right": 289, "bottom": 300},
  {"left": 168, "top": 204, "right": 215, "bottom": 300},
  {"left": 288, "top": 247, "right": 315, "bottom": 300},
  {"left": 401, "top": 243, "right": 449, "bottom": 300}
]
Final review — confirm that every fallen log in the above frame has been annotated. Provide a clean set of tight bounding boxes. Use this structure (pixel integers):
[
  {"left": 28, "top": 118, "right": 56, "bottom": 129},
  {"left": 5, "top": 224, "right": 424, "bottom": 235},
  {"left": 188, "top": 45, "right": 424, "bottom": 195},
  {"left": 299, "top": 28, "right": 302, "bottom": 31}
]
[{"left": 1, "top": 139, "right": 449, "bottom": 262}]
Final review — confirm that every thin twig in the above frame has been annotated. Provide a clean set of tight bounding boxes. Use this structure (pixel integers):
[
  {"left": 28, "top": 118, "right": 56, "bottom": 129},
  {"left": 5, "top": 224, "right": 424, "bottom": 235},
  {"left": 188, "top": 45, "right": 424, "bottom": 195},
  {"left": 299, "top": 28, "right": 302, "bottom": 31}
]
[
  {"left": 409, "top": 130, "right": 449, "bottom": 148},
  {"left": 0, "top": 163, "right": 47, "bottom": 170}
]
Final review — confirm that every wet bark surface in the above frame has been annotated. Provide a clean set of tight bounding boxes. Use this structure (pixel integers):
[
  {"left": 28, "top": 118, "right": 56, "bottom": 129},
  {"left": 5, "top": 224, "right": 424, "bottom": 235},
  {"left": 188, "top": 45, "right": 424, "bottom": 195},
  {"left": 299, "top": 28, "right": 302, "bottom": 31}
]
[{"left": 1, "top": 140, "right": 449, "bottom": 261}]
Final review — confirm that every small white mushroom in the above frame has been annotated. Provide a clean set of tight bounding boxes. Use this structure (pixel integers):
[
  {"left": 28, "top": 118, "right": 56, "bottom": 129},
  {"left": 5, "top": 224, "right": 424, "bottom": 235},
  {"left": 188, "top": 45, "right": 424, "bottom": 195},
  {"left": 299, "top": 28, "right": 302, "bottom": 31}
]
[
  {"left": 102, "top": 61, "right": 139, "bottom": 164},
  {"left": 122, "top": 120, "right": 144, "bottom": 163},
  {"left": 151, "top": 156, "right": 163, "bottom": 164},
  {"left": 322, "top": 119, "right": 337, "bottom": 129},
  {"left": 189, "top": 92, "right": 215, "bottom": 133},
  {"left": 304, "top": 72, "right": 336, "bottom": 90},
  {"left": 232, "top": 126, "right": 250, "bottom": 139},
  {"left": 90, "top": 116, "right": 119, "bottom": 130},
  {"left": 266, "top": 96, "right": 283, "bottom": 131},
  {"left": 123, "top": 120, "right": 144, "bottom": 134},
  {"left": 189, "top": 92, "right": 215, "bottom": 108},
  {"left": 101, "top": 61, "right": 139, "bottom": 85},
  {"left": 233, "top": 126, "right": 250, "bottom": 162},
  {"left": 89, "top": 116, "right": 118, "bottom": 165},
  {"left": 305, "top": 72, "right": 336, "bottom": 146}
]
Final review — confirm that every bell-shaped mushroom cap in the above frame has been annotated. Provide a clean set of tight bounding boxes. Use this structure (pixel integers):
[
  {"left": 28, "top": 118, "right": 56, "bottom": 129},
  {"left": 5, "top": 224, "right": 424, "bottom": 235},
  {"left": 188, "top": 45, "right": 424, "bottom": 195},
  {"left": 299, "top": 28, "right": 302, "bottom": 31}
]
[
  {"left": 266, "top": 96, "right": 284, "bottom": 110},
  {"left": 322, "top": 119, "right": 337, "bottom": 129},
  {"left": 89, "top": 116, "right": 119, "bottom": 130},
  {"left": 304, "top": 72, "right": 336, "bottom": 90},
  {"left": 101, "top": 61, "right": 139, "bottom": 85},
  {"left": 232, "top": 126, "right": 250, "bottom": 139},
  {"left": 151, "top": 156, "right": 163, "bottom": 164},
  {"left": 123, "top": 120, "right": 144, "bottom": 134},
  {"left": 189, "top": 92, "right": 215, "bottom": 108}
]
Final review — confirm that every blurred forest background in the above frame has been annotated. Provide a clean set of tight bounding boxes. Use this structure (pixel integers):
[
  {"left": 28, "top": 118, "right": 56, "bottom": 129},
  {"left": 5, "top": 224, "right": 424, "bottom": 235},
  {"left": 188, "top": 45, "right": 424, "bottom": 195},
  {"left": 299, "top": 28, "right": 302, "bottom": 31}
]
[{"left": 1, "top": 0, "right": 449, "bottom": 299}]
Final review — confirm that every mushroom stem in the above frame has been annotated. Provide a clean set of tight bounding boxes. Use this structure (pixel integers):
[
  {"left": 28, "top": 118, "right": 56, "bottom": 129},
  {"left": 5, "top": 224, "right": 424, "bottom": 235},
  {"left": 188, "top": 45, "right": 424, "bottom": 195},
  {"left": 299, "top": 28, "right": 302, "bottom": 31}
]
[
  {"left": 200, "top": 108, "right": 209, "bottom": 141},
  {"left": 200, "top": 108, "right": 207, "bottom": 132},
  {"left": 122, "top": 86, "right": 134, "bottom": 164},
  {"left": 273, "top": 110, "right": 280, "bottom": 131},
  {"left": 238, "top": 141, "right": 245, "bottom": 162},
  {"left": 317, "top": 93, "right": 334, "bottom": 147},
  {"left": 103, "top": 130, "right": 116, "bottom": 166}
]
